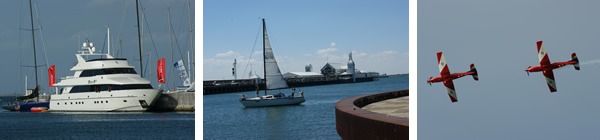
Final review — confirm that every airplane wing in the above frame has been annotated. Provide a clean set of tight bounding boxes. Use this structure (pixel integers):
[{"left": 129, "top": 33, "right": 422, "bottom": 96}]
[
  {"left": 443, "top": 80, "right": 458, "bottom": 102},
  {"left": 537, "top": 41, "right": 551, "bottom": 66},
  {"left": 437, "top": 52, "right": 451, "bottom": 76},
  {"left": 542, "top": 69, "right": 557, "bottom": 92}
]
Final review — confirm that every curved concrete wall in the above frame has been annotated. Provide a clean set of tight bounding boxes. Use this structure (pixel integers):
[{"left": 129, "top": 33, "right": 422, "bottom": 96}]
[{"left": 335, "top": 90, "right": 409, "bottom": 140}]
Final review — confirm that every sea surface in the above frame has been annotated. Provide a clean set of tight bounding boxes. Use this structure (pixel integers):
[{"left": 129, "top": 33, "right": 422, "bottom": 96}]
[
  {"left": 203, "top": 76, "right": 408, "bottom": 139},
  {"left": 0, "top": 97, "right": 195, "bottom": 139}
]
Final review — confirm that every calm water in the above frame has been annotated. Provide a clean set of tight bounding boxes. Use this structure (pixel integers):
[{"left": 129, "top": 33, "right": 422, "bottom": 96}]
[
  {"left": 203, "top": 76, "right": 408, "bottom": 139},
  {"left": 0, "top": 101, "right": 194, "bottom": 139}
]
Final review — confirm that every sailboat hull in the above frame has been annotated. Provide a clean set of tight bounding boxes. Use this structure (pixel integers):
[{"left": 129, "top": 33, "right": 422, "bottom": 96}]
[
  {"left": 1, "top": 101, "right": 50, "bottom": 112},
  {"left": 240, "top": 97, "right": 305, "bottom": 107}
]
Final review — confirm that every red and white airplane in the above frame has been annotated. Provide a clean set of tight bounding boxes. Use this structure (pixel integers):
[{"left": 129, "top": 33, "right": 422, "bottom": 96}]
[
  {"left": 525, "top": 41, "right": 579, "bottom": 92},
  {"left": 427, "top": 52, "right": 479, "bottom": 103}
]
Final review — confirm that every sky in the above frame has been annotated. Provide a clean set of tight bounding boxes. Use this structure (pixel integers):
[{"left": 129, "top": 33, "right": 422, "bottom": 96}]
[
  {"left": 419, "top": 0, "right": 600, "bottom": 139},
  {"left": 203, "top": 0, "right": 408, "bottom": 80},
  {"left": 0, "top": 0, "right": 195, "bottom": 95}
]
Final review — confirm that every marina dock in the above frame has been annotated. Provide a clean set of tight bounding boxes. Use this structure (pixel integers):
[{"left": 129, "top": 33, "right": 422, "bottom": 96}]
[{"left": 149, "top": 92, "right": 195, "bottom": 112}]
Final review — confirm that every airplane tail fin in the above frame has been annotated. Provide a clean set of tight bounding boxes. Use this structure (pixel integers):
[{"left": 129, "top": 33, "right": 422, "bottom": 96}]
[
  {"left": 571, "top": 53, "right": 580, "bottom": 70},
  {"left": 470, "top": 63, "right": 479, "bottom": 81}
]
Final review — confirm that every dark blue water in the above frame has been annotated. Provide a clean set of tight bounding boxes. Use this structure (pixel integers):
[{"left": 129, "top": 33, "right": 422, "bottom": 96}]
[
  {"left": 0, "top": 107, "right": 194, "bottom": 139},
  {"left": 203, "top": 76, "right": 408, "bottom": 139}
]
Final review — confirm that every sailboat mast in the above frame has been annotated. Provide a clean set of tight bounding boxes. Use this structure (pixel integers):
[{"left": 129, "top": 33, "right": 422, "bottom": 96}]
[
  {"left": 29, "top": 0, "right": 38, "bottom": 88},
  {"left": 168, "top": 8, "right": 174, "bottom": 91},
  {"left": 262, "top": 19, "right": 267, "bottom": 95},
  {"left": 187, "top": 0, "right": 194, "bottom": 81},
  {"left": 29, "top": 0, "right": 40, "bottom": 102},
  {"left": 135, "top": 0, "right": 143, "bottom": 77}
]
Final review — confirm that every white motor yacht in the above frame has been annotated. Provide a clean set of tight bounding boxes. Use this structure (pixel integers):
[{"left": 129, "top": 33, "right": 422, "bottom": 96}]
[{"left": 49, "top": 39, "right": 161, "bottom": 112}]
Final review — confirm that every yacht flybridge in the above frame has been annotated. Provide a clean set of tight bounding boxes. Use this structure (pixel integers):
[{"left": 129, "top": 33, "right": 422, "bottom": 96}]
[{"left": 49, "top": 37, "right": 161, "bottom": 112}]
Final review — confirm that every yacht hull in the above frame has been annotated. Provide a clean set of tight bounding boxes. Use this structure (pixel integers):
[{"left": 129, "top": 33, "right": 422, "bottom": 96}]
[
  {"left": 49, "top": 89, "right": 161, "bottom": 112},
  {"left": 240, "top": 97, "right": 305, "bottom": 107}
]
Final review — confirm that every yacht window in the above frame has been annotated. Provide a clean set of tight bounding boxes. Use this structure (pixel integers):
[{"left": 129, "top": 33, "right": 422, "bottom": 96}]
[
  {"left": 111, "top": 84, "right": 153, "bottom": 90},
  {"left": 70, "top": 84, "right": 153, "bottom": 93},
  {"left": 99, "top": 85, "right": 109, "bottom": 92},
  {"left": 80, "top": 68, "right": 137, "bottom": 77}
]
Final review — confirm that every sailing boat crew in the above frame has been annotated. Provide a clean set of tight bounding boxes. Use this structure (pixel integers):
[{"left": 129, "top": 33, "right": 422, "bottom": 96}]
[
  {"left": 255, "top": 85, "right": 260, "bottom": 97},
  {"left": 291, "top": 88, "right": 295, "bottom": 97}
]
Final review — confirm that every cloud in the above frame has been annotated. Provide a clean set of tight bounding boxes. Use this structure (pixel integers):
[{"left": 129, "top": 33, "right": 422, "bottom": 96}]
[
  {"left": 380, "top": 50, "right": 400, "bottom": 57},
  {"left": 317, "top": 47, "right": 338, "bottom": 57},
  {"left": 351, "top": 50, "right": 368, "bottom": 57},
  {"left": 215, "top": 50, "right": 240, "bottom": 57},
  {"left": 330, "top": 42, "right": 336, "bottom": 47},
  {"left": 253, "top": 51, "right": 262, "bottom": 55}
]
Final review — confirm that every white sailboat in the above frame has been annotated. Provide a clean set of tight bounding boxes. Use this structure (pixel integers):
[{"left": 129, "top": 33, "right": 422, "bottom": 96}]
[{"left": 239, "top": 19, "right": 305, "bottom": 107}]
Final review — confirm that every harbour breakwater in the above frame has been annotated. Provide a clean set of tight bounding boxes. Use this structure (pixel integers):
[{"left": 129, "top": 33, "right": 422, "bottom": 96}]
[{"left": 203, "top": 77, "right": 376, "bottom": 95}]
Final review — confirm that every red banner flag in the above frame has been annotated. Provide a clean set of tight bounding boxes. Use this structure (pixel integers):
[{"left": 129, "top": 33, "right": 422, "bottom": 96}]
[
  {"left": 48, "top": 65, "right": 55, "bottom": 87},
  {"left": 157, "top": 58, "right": 166, "bottom": 84}
]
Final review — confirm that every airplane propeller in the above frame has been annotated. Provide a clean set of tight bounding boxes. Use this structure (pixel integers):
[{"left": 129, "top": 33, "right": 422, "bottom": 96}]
[
  {"left": 427, "top": 77, "right": 433, "bottom": 86},
  {"left": 526, "top": 66, "right": 531, "bottom": 76}
]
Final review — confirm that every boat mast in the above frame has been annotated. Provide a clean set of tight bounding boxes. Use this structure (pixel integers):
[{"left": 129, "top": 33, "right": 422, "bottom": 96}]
[
  {"left": 135, "top": 0, "right": 143, "bottom": 77},
  {"left": 167, "top": 8, "right": 174, "bottom": 91},
  {"left": 187, "top": 0, "right": 193, "bottom": 82},
  {"left": 262, "top": 19, "right": 267, "bottom": 96},
  {"left": 29, "top": 0, "right": 39, "bottom": 102}
]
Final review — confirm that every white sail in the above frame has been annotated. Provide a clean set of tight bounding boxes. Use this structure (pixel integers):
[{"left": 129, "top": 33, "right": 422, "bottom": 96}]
[{"left": 263, "top": 20, "right": 288, "bottom": 89}]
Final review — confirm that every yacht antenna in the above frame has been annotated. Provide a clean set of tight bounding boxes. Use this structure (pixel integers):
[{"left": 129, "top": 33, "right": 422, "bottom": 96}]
[{"left": 106, "top": 26, "right": 111, "bottom": 56}]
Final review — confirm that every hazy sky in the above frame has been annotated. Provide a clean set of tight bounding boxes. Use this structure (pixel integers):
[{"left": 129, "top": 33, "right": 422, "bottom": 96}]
[
  {"left": 0, "top": 0, "right": 194, "bottom": 95},
  {"left": 419, "top": 0, "right": 600, "bottom": 139},
  {"left": 203, "top": 0, "right": 408, "bottom": 80}
]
